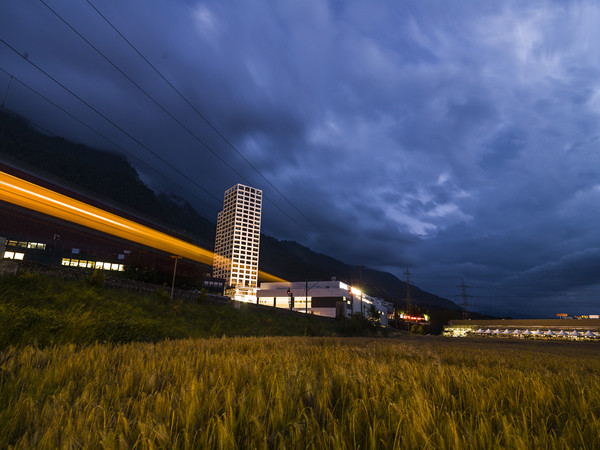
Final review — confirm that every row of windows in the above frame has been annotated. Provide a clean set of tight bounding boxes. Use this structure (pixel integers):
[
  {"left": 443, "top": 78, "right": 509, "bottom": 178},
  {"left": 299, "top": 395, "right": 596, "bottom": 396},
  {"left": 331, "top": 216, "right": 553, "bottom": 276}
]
[
  {"left": 224, "top": 199, "right": 261, "bottom": 209},
  {"left": 236, "top": 213, "right": 260, "bottom": 220},
  {"left": 224, "top": 185, "right": 262, "bottom": 199},
  {"left": 232, "top": 267, "right": 257, "bottom": 274},
  {"left": 61, "top": 258, "right": 124, "bottom": 271},
  {"left": 217, "top": 218, "right": 261, "bottom": 231},
  {"left": 5, "top": 240, "right": 47, "bottom": 250},
  {"left": 216, "top": 241, "right": 259, "bottom": 253},
  {"left": 233, "top": 252, "right": 258, "bottom": 258},
  {"left": 236, "top": 229, "right": 259, "bottom": 237},
  {"left": 233, "top": 253, "right": 259, "bottom": 261},
  {"left": 236, "top": 228, "right": 259, "bottom": 235},
  {"left": 3, "top": 251, "right": 24, "bottom": 260},
  {"left": 232, "top": 263, "right": 257, "bottom": 270},
  {"left": 233, "top": 243, "right": 259, "bottom": 249},
  {"left": 231, "top": 280, "right": 257, "bottom": 287}
]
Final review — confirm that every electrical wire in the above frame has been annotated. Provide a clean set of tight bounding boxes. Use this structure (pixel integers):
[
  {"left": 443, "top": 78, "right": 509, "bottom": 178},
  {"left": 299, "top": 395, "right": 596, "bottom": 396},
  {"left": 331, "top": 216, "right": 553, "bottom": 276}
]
[
  {"left": 0, "top": 65, "right": 220, "bottom": 212},
  {"left": 38, "top": 0, "right": 321, "bottom": 239},
  {"left": 0, "top": 37, "right": 223, "bottom": 206},
  {"left": 85, "top": 0, "right": 330, "bottom": 241}
]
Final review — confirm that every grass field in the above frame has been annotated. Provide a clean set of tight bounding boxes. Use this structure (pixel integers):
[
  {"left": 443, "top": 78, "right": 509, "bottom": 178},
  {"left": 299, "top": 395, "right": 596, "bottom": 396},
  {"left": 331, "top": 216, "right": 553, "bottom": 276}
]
[
  {"left": 2, "top": 336, "right": 600, "bottom": 448},
  {"left": 0, "top": 272, "right": 383, "bottom": 349}
]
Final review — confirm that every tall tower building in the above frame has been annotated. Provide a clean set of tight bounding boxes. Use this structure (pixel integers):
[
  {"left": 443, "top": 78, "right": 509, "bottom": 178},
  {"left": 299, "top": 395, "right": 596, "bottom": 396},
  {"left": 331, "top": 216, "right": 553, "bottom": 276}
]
[{"left": 213, "top": 183, "right": 262, "bottom": 302}]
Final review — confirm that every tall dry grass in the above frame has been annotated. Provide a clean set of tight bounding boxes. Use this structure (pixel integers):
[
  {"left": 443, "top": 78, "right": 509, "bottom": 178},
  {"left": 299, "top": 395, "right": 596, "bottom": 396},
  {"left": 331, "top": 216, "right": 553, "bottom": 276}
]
[{"left": 1, "top": 337, "right": 600, "bottom": 448}]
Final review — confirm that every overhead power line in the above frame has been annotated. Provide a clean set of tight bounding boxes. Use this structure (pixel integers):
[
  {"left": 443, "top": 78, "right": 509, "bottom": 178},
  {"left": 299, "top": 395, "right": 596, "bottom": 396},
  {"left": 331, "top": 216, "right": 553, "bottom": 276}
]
[
  {"left": 0, "top": 65, "right": 219, "bottom": 211},
  {"left": 85, "top": 0, "right": 329, "bottom": 241},
  {"left": 38, "top": 0, "right": 327, "bottom": 240},
  {"left": 0, "top": 38, "right": 222, "bottom": 207}
]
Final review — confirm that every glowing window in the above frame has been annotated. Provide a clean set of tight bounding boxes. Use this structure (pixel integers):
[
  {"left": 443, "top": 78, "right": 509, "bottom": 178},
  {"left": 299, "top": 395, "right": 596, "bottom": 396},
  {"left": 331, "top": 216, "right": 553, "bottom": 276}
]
[{"left": 3, "top": 251, "right": 14, "bottom": 259}]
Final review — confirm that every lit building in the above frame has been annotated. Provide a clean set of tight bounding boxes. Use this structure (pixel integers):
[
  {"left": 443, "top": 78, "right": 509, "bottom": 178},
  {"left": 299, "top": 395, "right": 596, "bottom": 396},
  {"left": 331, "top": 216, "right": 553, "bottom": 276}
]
[
  {"left": 257, "top": 279, "right": 393, "bottom": 325},
  {"left": 444, "top": 319, "right": 600, "bottom": 339},
  {"left": 213, "top": 183, "right": 262, "bottom": 302}
]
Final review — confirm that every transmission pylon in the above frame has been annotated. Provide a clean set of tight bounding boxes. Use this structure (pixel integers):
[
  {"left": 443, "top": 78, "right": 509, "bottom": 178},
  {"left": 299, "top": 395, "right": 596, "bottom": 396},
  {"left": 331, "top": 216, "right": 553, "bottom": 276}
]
[
  {"left": 404, "top": 268, "right": 412, "bottom": 315},
  {"left": 457, "top": 278, "right": 473, "bottom": 320}
]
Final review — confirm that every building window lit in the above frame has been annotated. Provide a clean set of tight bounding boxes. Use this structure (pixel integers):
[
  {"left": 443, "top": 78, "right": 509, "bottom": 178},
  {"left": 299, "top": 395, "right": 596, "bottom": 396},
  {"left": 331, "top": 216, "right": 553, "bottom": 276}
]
[
  {"left": 3, "top": 251, "right": 25, "bottom": 260},
  {"left": 61, "top": 258, "right": 124, "bottom": 271},
  {"left": 7, "top": 240, "right": 46, "bottom": 250}
]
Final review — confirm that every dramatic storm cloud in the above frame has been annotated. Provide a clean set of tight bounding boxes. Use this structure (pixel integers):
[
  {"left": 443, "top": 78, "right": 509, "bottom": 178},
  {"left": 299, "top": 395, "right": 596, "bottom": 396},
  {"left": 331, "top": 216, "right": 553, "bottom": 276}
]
[{"left": 2, "top": 0, "right": 600, "bottom": 316}]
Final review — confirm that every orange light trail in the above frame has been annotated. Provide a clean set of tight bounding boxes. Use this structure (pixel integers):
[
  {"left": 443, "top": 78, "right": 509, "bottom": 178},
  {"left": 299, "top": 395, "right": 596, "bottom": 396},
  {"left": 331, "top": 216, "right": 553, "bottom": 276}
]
[{"left": 0, "top": 171, "right": 284, "bottom": 282}]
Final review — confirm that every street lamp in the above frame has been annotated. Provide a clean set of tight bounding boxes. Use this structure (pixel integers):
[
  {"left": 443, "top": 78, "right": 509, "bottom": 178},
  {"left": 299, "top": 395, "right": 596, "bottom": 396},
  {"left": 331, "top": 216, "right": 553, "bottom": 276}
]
[{"left": 170, "top": 255, "right": 182, "bottom": 300}]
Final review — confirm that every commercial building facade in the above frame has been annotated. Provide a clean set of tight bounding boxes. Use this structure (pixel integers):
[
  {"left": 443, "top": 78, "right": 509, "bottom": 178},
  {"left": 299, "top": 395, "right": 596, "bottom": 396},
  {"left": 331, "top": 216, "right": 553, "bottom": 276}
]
[
  {"left": 257, "top": 279, "right": 393, "bottom": 325},
  {"left": 213, "top": 184, "right": 262, "bottom": 302}
]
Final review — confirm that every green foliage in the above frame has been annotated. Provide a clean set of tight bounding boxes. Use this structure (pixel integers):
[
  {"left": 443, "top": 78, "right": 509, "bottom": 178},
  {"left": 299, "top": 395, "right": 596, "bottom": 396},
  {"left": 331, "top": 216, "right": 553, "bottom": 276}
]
[{"left": 367, "top": 304, "right": 380, "bottom": 325}]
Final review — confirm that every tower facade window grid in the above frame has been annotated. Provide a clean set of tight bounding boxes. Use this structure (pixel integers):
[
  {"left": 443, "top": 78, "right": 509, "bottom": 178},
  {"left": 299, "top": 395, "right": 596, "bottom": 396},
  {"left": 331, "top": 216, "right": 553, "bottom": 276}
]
[{"left": 213, "top": 184, "right": 262, "bottom": 301}]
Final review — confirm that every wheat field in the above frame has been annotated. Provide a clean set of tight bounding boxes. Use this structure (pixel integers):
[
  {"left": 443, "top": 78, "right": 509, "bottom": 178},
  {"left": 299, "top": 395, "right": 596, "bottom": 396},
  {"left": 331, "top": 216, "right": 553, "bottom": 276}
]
[{"left": 1, "top": 336, "right": 600, "bottom": 449}]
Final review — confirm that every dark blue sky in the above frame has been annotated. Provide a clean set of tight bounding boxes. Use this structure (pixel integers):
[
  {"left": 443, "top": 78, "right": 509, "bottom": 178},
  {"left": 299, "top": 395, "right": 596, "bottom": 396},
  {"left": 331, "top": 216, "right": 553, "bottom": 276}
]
[{"left": 1, "top": 0, "right": 600, "bottom": 317}]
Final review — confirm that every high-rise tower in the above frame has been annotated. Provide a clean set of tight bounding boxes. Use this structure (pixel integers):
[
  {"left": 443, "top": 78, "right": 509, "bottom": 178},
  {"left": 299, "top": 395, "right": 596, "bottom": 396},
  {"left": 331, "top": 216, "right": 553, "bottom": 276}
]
[{"left": 213, "top": 184, "right": 262, "bottom": 302}]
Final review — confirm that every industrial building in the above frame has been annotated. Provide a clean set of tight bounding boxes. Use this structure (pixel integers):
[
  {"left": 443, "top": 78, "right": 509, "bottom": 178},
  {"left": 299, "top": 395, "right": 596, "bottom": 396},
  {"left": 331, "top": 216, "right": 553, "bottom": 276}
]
[
  {"left": 257, "top": 279, "right": 393, "bottom": 325},
  {"left": 213, "top": 184, "right": 262, "bottom": 302},
  {"left": 445, "top": 319, "right": 600, "bottom": 339}
]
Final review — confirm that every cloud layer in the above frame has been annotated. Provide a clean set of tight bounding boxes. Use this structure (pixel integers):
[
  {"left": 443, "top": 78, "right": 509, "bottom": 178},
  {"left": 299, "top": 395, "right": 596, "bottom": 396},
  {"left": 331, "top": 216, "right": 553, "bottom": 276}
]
[{"left": 2, "top": 0, "right": 600, "bottom": 316}]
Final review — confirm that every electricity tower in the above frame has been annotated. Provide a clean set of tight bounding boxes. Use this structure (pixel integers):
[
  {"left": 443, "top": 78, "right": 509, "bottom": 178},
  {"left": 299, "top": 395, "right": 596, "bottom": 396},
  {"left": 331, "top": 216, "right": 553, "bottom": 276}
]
[
  {"left": 404, "top": 268, "right": 413, "bottom": 315},
  {"left": 457, "top": 278, "right": 473, "bottom": 320}
]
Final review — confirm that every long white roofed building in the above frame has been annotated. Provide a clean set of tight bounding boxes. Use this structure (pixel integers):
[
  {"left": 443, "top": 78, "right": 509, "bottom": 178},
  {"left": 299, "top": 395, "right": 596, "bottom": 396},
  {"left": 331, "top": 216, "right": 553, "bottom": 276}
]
[{"left": 257, "top": 279, "right": 393, "bottom": 325}]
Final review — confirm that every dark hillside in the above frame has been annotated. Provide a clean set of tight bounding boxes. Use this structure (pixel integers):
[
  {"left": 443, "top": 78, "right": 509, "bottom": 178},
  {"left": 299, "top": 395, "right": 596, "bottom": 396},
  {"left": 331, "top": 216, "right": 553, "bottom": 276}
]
[
  {"left": 258, "top": 237, "right": 458, "bottom": 311},
  {"left": 0, "top": 111, "right": 460, "bottom": 312},
  {"left": 0, "top": 110, "right": 216, "bottom": 246}
]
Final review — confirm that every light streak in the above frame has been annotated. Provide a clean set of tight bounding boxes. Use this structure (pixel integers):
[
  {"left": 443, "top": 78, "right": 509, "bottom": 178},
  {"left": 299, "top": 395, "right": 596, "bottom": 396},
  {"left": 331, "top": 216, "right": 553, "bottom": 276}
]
[{"left": 0, "top": 171, "right": 284, "bottom": 282}]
